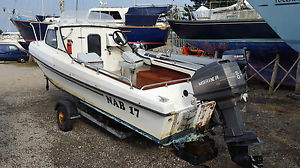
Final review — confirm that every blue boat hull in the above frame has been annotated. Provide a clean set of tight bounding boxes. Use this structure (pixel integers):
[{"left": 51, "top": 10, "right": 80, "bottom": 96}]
[
  {"left": 169, "top": 17, "right": 299, "bottom": 86},
  {"left": 248, "top": 0, "right": 300, "bottom": 53},
  {"left": 120, "top": 26, "right": 169, "bottom": 49},
  {"left": 187, "top": 39, "right": 298, "bottom": 86},
  {"left": 10, "top": 18, "right": 49, "bottom": 42},
  {"left": 168, "top": 19, "right": 278, "bottom": 40}
]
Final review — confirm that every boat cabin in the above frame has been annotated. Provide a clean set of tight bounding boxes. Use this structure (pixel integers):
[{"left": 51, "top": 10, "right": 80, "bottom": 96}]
[
  {"left": 88, "top": 7, "right": 129, "bottom": 24},
  {"left": 44, "top": 13, "right": 190, "bottom": 90},
  {"left": 88, "top": 6, "right": 171, "bottom": 26}
]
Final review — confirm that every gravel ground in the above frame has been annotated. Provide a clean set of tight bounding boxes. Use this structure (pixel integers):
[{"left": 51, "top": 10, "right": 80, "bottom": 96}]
[{"left": 0, "top": 62, "right": 299, "bottom": 168}]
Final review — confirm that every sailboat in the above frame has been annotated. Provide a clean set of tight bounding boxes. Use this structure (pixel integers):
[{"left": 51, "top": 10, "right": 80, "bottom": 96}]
[
  {"left": 29, "top": 10, "right": 263, "bottom": 167},
  {"left": 168, "top": 0, "right": 299, "bottom": 86},
  {"left": 248, "top": 0, "right": 300, "bottom": 53}
]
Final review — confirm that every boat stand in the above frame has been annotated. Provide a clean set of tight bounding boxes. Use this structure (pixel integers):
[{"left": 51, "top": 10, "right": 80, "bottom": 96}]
[
  {"left": 247, "top": 52, "right": 300, "bottom": 94},
  {"left": 289, "top": 52, "right": 300, "bottom": 99},
  {"left": 296, "top": 53, "right": 300, "bottom": 94}
]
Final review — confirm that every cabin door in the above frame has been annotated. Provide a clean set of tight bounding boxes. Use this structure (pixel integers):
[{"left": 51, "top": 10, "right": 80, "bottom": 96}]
[{"left": 80, "top": 28, "right": 102, "bottom": 58}]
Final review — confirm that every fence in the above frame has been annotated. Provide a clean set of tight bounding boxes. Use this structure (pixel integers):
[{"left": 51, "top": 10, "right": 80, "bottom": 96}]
[{"left": 151, "top": 31, "right": 184, "bottom": 54}]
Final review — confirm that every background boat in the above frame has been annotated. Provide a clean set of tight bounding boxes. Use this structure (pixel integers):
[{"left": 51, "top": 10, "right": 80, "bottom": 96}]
[
  {"left": 120, "top": 6, "right": 170, "bottom": 49},
  {"left": 248, "top": 0, "right": 300, "bottom": 53},
  {"left": 89, "top": 6, "right": 170, "bottom": 49},
  {"left": 10, "top": 15, "right": 58, "bottom": 43},
  {"left": 10, "top": 4, "right": 171, "bottom": 50},
  {"left": 89, "top": 5, "right": 171, "bottom": 49},
  {"left": 168, "top": 0, "right": 298, "bottom": 86}
]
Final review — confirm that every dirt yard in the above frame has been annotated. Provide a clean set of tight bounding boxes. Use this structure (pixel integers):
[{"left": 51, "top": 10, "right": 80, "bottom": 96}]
[{"left": 0, "top": 62, "right": 299, "bottom": 168}]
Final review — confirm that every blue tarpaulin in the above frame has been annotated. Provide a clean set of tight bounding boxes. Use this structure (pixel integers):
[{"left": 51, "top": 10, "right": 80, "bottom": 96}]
[{"left": 125, "top": 6, "right": 170, "bottom": 26}]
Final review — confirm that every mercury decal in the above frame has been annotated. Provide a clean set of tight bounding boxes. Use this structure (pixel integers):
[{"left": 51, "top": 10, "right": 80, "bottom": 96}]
[{"left": 198, "top": 75, "right": 219, "bottom": 86}]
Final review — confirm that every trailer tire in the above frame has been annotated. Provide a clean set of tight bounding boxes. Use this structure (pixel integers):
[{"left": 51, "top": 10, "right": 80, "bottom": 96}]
[{"left": 55, "top": 100, "right": 78, "bottom": 132}]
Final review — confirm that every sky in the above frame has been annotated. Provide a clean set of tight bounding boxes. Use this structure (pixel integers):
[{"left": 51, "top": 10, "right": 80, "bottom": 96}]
[{"left": 0, "top": 0, "right": 193, "bottom": 32}]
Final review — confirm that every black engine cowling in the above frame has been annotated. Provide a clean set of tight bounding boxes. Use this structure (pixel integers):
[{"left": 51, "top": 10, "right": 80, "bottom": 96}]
[
  {"left": 191, "top": 60, "right": 246, "bottom": 102},
  {"left": 222, "top": 49, "right": 248, "bottom": 73},
  {"left": 191, "top": 60, "right": 263, "bottom": 168}
]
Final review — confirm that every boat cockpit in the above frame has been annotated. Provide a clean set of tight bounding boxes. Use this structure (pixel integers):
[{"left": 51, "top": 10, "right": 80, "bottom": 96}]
[{"left": 44, "top": 13, "right": 191, "bottom": 90}]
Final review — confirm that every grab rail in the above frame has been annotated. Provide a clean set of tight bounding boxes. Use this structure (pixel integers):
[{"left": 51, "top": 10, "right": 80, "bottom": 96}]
[
  {"left": 29, "top": 21, "right": 43, "bottom": 41},
  {"left": 141, "top": 77, "right": 191, "bottom": 90},
  {"left": 29, "top": 22, "right": 38, "bottom": 41}
]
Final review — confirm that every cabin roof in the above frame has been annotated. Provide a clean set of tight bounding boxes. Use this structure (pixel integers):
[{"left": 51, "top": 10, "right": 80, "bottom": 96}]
[{"left": 55, "top": 11, "right": 117, "bottom": 27}]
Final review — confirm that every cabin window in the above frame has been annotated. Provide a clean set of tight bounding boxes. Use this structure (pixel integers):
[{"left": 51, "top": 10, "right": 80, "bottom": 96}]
[
  {"left": 100, "top": 11, "right": 122, "bottom": 20},
  {"left": 90, "top": 11, "right": 122, "bottom": 20},
  {"left": 88, "top": 34, "right": 101, "bottom": 56},
  {"left": 111, "top": 11, "right": 122, "bottom": 20},
  {"left": 45, "top": 29, "right": 57, "bottom": 48}
]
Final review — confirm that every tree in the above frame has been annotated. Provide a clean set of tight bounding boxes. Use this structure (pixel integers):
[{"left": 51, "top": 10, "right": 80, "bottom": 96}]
[
  {"left": 0, "top": 29, "right": 3, "bottom": 35},
  {"left": 190, "top": 0, "right": 206, "bottom": 9},
  {"left": 182, "top": 0, "right": 207, "bottom": 20}
]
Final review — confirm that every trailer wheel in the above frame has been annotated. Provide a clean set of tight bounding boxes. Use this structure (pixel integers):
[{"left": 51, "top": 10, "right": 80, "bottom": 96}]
[{"left": 55, "top": 100, "right": 78, "bottom": 132}]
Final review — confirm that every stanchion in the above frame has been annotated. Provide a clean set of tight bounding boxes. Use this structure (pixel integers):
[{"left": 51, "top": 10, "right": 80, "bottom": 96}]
[
  {"left": 268, "top": 53, "right": 280, "bottom": 94},
  {"left": 214, "top": 50, "right": 218, "bottom": 58},
  {"left": 28, "top": 54, "right": 34, "bottom": 63},
  {"left": 296, "top": 53, "right": 300, "bottom": 94}
]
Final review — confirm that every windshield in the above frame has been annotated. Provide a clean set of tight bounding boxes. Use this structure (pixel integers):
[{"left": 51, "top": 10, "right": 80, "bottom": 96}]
[{"left": 59, "top": 10, "right": 117, "bottom": 27}]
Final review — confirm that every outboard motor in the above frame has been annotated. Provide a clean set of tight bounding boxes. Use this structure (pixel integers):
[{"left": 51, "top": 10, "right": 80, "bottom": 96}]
[
  {"left": 191, "top": 60, "right": 263, "bottom": 168},
  {"left": 221, "top": 49, "right": 248, "bottom": 73}
]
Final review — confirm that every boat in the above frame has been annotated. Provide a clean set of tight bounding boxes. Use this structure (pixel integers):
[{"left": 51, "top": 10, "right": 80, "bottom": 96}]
[
  {"left": 29, "top": 11, "right": 263, "bottom": 167},
  {"left": 88, "top": 5, "right": 170, "bottom": 49},
  {"left": 10, "top": 3, "right": 170, "bottom": 49},
  {"left": 10, "top": 15, "right": 59, "bottom": 42},
  {"left": 168, "top": 0, "right": 267, "bottom": 40},
  {"left": 168, "top": 1, "right": 299, "bottom": 86},
  {"left": 247, "top": 0, "right": 300, "bottom": 53}
]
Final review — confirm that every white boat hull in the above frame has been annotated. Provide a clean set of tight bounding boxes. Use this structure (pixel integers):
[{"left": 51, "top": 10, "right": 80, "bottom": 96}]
[
  {"left": 28, "top": 20, "right": 217, "bottom": 145},
  {"left": 34, "top": 55, "right": 214, "bottom": 145}
]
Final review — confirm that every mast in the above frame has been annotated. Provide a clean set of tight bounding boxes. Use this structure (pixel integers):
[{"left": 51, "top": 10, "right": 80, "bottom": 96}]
[
  {"left": 75, "top": 0, "right": 78, "bottom": 22},
  {"left": 41, "top": 0, "right": 45, "bottom": 16},
  {"left": 133, "top": 0, "right": 137, "bottom": 7},
  {"left": 76, "top": 0, "right": 78, "bottom": 11},
  {"left": 60, "top": 0, "right": 65, "bottom": 14}
]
